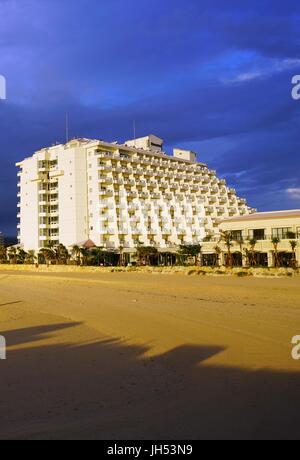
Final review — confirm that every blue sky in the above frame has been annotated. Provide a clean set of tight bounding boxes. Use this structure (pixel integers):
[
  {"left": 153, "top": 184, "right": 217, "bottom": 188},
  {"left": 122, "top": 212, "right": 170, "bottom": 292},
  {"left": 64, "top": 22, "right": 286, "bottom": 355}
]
[{"left": 0, "top": 0, "right": 300, "bottom": 235}]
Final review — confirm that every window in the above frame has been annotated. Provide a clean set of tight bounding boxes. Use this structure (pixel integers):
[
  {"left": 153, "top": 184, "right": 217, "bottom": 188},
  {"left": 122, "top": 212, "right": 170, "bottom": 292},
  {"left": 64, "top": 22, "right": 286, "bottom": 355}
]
[
  {"left": 231, "top": 230, "right": 243, "bottom": 242},
  {"left": 248, "top": 229, "right": 266, "bottom": 240},
  {"left": 272, "top": 228, "right": 293, "bottom": 239}
]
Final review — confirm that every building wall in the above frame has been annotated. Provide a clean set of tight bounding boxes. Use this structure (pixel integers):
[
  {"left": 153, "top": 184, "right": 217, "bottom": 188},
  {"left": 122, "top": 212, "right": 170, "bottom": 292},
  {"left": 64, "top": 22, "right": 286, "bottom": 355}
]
[
  {"left": 17, "top": 156, "right": 39, "bottom": 251},
  {"left": 57, "top": 145, "right": 89, "bottom": 247}
]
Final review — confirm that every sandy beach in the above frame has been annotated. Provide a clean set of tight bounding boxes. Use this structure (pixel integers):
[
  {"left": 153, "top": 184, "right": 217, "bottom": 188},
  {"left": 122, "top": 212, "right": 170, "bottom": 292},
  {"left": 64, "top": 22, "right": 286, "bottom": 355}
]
[{"left": 0, "top": 268, "right": 300, "bottom": 439}]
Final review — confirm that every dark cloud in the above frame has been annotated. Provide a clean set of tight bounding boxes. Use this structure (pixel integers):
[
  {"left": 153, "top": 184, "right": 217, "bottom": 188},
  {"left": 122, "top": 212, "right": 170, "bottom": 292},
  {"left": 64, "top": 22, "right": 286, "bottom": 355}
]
[{"left": 1, "top": 0, "right": 300, "bottom": 235}]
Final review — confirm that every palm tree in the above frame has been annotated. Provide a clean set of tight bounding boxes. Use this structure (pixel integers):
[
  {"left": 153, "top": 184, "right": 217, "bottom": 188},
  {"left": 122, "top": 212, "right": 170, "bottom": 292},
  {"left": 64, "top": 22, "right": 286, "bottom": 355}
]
[
  {"left": 0, "top": 245, "right": 7, "bottom": 264},
  {"left": 236, "top": 236, "right": 245, "bottom": 266},
  {"left": 289, "top": 240, "right": 298, "bottom": 269},
  {"left": 119, "top": 245, "right": 125, "bottom": 267},
  {"left": 17, "top": 249, "right": 28, "bottom": 264},
  {"left": 179, "top": 244, "right": 202, "bottom": 266},
  {"left": 136, "top": 246, "right": 158, "bottom": 266},
  {"left": 79, "top": 247, "right": 89, "bottom": 266},
  {"left": 248, "top": 238, "right": 257, "bottom": 267},
  {"left": 26, "top": 250, "right": 36, "bottom": 264},
  {"left": 71, "top": 245, "right": 81, "bottom": 265},
  {"left": 213, "top": 245, "right": 221, "bottom": 267},
  {"left": 39, "top": 247, "right": 56, "bottom": 265},
  {"left": 90, "top": 247, "right": 106, "bottom": 266},
  {"left": 55, "top": 244, "right": 70, "bottom": 265},
  {"left": 271, "top": 237, "right": 281, "bottom": 268},
  {"left": 7, "top": 246, "right": 18, "bottom": 264},
  {"left": 220, "top": 231, "right": 233, "bottom": 267}
]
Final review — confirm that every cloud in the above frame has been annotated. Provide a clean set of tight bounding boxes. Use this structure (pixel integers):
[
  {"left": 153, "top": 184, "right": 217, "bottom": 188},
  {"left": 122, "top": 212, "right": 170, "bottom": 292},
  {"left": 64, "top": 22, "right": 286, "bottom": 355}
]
[
  {"left": 287, "top": 188, "right": 300, "bottom": 200},
  {"left": 223, "top": 57, "right": 300, "bottom": 85},
  {"left": 1, "top": 0, "right": 300, "bottom": 235}
]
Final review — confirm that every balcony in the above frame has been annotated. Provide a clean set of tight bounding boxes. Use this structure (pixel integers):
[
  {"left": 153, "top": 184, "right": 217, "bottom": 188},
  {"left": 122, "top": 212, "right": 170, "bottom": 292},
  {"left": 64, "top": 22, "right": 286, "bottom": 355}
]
[
  {"left": 99, "top": 189, "right": 114, "bottom": 197},
  {"left": 49, "top": 170, "right": 64, "bottom": 178},
  {"left": 136, "top": 180, "right": 147, "bottom": 187},
  {"left": 128, "top": 204, "right": 139, "bottom": 211},
  {"left": 122, "top": 168, "right": 133, "bottom": 174},
  {"left": 98, "top": 165, "right": 112, "bottom": 172},
  {"left": 131, "top": 226, "right": 143, "bottom": 234},
  {"left": 127, "top": 191, "right": 137, "bottom": 198},
  {"left": 99, "top": 178, "right": 113, "bottom": 185},
  {"left": 118, "top": 227, "right": 129, "bottom": 235},
  {"left": 99, "top": 228, "right": 115, "bottom": 235},
  {"left": 200, "top": 186, "right": 209, "bottom": 193},
  {"left": 151, "top": 193, "right": 161, "bottom": 200},
  {"left": 139, "top": 192, "right": 149, "bottom": 199},
  {"left": 97, "top": 151, "right": 114, "bottom": 159},
  {"left": 147, "top": 228, "right": 158, "bottom": 235},
  {"left": 113, "top": 179, "right": 124, "bottom": 185},
  {"left": 208, "top": 196, "right": 217, "bottom": 204}
]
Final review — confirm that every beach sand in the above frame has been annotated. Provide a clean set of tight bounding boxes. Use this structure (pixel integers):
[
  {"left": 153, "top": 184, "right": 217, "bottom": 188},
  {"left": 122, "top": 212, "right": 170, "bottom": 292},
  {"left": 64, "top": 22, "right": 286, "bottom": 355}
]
[{"left": 0, "top": 269, "right": 300, "bottom": 439}]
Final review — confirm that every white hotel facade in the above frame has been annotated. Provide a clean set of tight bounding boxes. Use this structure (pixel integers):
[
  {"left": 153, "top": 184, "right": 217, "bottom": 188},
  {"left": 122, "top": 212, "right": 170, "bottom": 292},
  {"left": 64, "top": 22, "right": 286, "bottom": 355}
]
[{"left": 16, "top": 135, "right": 253, "bottom": 252}]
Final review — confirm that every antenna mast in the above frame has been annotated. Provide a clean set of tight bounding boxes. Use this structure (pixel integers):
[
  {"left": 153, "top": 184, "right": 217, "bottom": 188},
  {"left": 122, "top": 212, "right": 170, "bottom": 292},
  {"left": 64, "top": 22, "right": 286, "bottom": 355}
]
[{"left": 65, "top": 113, "right": 69, "bottom": 143}]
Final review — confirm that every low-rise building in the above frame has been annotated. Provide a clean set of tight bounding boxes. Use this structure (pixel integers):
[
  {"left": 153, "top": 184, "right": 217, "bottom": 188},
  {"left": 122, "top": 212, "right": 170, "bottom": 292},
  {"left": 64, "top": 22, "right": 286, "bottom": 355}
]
[{"left": 202, "top": 210, "right": 300, "bottom": 267}]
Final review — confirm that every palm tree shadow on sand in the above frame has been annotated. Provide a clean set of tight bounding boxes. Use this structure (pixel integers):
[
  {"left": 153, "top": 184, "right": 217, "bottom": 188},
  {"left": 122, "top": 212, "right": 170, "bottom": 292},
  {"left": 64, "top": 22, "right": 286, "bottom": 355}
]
[{"left": 0, "top": 321, "right": 300, "bottom": 440}]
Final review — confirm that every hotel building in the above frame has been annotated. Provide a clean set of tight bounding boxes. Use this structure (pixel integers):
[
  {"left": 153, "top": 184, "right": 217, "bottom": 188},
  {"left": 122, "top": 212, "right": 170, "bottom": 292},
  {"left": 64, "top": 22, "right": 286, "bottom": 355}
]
[{"left": 16, "top": 135, "right": 253, "bottom": 252}]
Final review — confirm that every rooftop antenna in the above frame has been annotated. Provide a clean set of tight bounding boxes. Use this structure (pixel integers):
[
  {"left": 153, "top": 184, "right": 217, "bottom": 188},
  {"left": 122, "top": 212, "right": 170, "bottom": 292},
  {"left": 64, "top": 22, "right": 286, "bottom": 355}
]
[{"left": 65, "top": 113, "right": 69, "bottom": 143}]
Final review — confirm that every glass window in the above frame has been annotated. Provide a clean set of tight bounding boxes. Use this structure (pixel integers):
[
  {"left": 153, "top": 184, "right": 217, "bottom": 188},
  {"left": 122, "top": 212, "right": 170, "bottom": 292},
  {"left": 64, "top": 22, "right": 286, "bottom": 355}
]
[
  {"left": 248, "top": 229, "right": 266, "bottom": 240},
  {"left": 272, "top": 228, "right": 293, "bottom": 239},
  {"left": 231, "top": 230, "right": 243, "bottom": 242}
]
